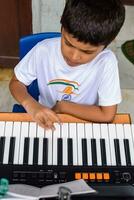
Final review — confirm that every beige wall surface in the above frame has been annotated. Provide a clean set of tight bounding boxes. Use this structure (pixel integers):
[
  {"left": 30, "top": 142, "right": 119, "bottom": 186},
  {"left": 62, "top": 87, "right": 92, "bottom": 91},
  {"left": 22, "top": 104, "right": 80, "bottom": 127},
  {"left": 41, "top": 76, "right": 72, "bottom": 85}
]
[{"left": 32, "top": 0, "right": 66, "bottom": 33}]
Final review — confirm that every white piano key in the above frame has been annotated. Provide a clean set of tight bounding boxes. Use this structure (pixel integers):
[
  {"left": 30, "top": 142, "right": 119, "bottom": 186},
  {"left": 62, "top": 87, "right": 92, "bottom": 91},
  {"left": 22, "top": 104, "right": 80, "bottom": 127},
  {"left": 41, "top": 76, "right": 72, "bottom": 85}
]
[
  {"left": 131, "top": 124, "right": 134, "bottom": 136},
  {"left": 38, "top": 137, "right": 43, "bottom": 165},
  {"left": 108, "top": 124, "right": 116, "bottom": 166},
  {"left": 85, "top": 123, "right": 93, "bottom": 166},
  {"left": 93, "top": 123, "right": 102, "bottom": 166},
  {"left": 0, "top": 121, "right": 5, "bottom": 137},
  {"left": 61, "top": 123, "right": 68, "bottom": 165},
  {"left": 19, "top": 122, "right": 29, "bottom": 165},
  {"left": 77, "top": 123, "right": 85, "bottom": 166},
  {"left": 13, "top": 122, "right": 21, "bottom": 164},
  {"left": 100, "top": 124, "right": 111, "bottom": 165},
  {"left": 116, "top": 124, "right": 126, "bottom": 166},
  {"left": 53, "top": 123, "right": 61, "bottom": 165},
  {"left": 69, "top": 123, "right": 77, "bottom": 165},
  {"left": 124, "top": 124, "right": 134, "bottom": 165},
  {"left": 28, "top": 122, "right": 37, "bottom": 165},
  {"left": 37, "top": 125, "right": 45, "bottom": 165},
  {"left": 3, "top": 122, "right": 13, "bottom": 164},
  {"left": 37, "top": 125, "right": 45, "bottom": 137},
  {"left": 45, "top": 128, "right": 53, "bottom": 165}
]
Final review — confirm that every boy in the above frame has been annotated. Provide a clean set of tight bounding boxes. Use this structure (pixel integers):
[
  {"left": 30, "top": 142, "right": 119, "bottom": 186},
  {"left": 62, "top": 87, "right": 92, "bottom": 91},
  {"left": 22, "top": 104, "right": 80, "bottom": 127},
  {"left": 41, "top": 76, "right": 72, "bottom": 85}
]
[{"left": 9, "top": 0, "right": 125, "bottom": 129}]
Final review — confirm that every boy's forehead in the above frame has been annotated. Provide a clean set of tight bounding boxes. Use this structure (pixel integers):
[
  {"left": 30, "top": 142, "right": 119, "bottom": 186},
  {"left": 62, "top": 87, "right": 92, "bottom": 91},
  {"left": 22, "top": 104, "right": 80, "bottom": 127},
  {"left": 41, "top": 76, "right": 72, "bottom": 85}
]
[{"left": 62, "top": 28, "right": 103, "bottom": 52}]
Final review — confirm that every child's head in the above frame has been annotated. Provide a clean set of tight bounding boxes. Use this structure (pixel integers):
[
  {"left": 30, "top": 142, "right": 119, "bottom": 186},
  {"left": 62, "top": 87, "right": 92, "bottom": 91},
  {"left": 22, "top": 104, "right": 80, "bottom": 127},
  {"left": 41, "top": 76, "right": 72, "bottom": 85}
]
[{"left": 61, "top": 0, "right": 125, "bottom": 47}]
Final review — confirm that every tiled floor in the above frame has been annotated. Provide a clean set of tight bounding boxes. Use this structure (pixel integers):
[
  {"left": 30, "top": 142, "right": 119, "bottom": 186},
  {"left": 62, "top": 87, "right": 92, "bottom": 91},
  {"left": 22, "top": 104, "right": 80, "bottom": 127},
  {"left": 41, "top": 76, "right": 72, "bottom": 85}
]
[
  {"left": 0, "top": 68, "right": 17, "bottom": 112},
  {"left": 114, "top": 41, "right": 134, "bottom": 122},
  {"left": 116, "top": 41, "right": 134, "bottom": 89}
]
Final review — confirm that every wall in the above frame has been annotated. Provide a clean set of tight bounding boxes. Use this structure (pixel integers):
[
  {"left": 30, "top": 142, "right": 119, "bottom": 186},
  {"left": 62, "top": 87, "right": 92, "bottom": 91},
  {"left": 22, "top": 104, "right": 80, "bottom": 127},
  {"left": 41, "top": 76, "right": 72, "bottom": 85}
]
[
  {"left": 117, "top": 6, "right": 134, "bottom": 41},
  {"left": 32, "top": 0, "right": 66, "bottom": 33}
]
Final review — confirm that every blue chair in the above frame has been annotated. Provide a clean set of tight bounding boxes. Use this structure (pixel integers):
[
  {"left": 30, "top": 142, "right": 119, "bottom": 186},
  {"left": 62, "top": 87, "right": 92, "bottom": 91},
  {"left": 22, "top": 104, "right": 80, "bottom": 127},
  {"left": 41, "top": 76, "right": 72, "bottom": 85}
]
[{"left": 12, "top": 32, "right": 61, "bottom": 112}]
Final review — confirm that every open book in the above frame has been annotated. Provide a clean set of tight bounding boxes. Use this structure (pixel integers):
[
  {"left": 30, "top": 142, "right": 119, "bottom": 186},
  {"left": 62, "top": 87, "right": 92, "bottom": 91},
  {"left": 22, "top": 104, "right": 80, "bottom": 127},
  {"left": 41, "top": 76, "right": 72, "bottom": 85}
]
[{"left": 6, "top": 179, "right": 96, "bottom": 200}]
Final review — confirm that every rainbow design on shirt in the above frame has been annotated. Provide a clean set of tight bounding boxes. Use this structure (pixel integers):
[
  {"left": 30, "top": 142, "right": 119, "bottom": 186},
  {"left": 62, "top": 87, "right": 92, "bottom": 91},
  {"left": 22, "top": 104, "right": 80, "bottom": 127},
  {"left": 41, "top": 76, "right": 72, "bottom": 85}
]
[
  {"left": 47, "top": 79, "right": 80, "bottom": 100},
  {"left": 48, "top": 79, "right": 80, "bottom": 90}
]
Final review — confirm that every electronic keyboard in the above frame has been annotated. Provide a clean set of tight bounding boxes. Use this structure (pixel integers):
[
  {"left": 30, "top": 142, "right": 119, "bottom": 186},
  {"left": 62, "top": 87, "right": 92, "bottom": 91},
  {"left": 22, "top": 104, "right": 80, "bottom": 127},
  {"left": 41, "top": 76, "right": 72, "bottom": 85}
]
[{"left": 0, "top": 113, "right": 134, "bottom": 199}]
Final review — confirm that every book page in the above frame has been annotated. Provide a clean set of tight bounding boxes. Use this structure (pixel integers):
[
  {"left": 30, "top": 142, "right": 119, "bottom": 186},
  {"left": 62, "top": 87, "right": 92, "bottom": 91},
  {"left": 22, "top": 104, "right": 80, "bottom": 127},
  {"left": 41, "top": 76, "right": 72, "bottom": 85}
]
[
  {"left": 7, "top": 179, "right": 96, "bottom": 199},
  {"left": 40, "top": 179, "right": 96, "bottom": 198},
  {"left": 8, "top": 184, "right": 39, "bottom": 199}
]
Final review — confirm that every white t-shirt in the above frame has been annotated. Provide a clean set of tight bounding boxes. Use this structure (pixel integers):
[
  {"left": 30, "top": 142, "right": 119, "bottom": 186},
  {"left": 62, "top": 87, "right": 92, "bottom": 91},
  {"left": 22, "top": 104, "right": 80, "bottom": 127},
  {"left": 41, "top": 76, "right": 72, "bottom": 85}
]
[{"left": 14, "top": 37, "right": 121, "bottom": 108}]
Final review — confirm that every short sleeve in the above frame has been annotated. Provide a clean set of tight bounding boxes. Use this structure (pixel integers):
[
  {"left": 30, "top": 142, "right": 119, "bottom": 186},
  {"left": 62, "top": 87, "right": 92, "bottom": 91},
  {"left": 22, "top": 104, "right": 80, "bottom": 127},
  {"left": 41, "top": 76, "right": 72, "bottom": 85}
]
[
  {"left": 98, "top": 55, "right": 122, "bottom": 106},
  {"left": 14, "top": 45, "right": 38, "bottom": 86}
]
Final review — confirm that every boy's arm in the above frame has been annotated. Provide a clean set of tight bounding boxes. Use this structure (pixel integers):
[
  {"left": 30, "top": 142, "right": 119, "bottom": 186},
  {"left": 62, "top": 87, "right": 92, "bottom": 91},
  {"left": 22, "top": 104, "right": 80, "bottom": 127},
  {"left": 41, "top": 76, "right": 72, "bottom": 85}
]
[
  {"left": 52, "top": 100, "right": 117, "bottom": 123},
  {"left": 9, "top": 74, "right": 60, "bottom": 129}
]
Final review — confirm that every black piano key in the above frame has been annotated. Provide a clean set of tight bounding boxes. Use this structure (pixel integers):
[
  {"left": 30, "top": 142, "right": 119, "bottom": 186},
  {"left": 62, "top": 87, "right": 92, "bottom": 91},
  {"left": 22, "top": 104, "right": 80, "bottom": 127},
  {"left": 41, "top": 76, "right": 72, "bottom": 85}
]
[
  {"left": 124, "top": 139, "right": 131, "bottom": 166},
  {"left": 8, "top": 137, "right": 16, "bottom": 164},
  {"left": 100, "top": 139, "right": 107, "bottom": 166},
  {"left": 33, "top": 138, "right": 39, "bottom": 165},
  {"left": 91, "top": 139, "right": 97, "bottom": 166},
  {"left": 0, "top": 137, "right": 5, "bottom": 164},
  {"left": 114, "top": 139, "right": 121, "bottom": 166},
  {"left": 82, "top": 138, "right": 88, "bottom": 166},
  {"left": 43, "top": 138, "right": 48, "bottom": 165},
  {"left": 58, "top": 138, "right": 63, "bottom": 165},
  {"left": 23, "top": 137, "right": 29, "bottom": 165},
  {"left": 67, "top": 138, "right": 73, "bottom": 165}
]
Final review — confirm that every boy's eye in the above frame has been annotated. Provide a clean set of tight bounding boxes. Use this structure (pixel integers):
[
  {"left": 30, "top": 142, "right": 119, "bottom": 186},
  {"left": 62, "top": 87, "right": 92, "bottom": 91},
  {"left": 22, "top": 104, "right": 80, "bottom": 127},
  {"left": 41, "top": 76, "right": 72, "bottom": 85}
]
[
  {"left": 65, "top": 40, "right": 73, "bottom": 47},
  {"left": 83, "top": 51, "right": 93, "bottom": 54},
  {"left": 65, "top": 39, "right": 95, "bottom": 54},
  {"left": 82, "top": 50, "right": 95, "bottom": 54}
]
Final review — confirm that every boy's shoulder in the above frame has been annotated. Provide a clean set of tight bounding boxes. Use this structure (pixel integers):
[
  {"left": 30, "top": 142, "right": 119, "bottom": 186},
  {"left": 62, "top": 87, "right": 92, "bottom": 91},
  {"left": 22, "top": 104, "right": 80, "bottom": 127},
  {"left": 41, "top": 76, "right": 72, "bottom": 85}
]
[
  {"left": 37, "top": 37, "right": 61, "bottom": 48},
  {"left": 98, "top": 48, "right": 117, "bottom": 64},
  {"left": 32, "top": 37, "right": 61, "bottom": 55}
]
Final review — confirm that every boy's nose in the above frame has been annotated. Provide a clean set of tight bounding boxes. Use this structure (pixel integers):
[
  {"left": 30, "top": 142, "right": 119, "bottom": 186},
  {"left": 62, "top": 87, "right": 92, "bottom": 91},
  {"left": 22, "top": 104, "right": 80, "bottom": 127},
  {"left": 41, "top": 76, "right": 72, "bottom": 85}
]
[{"left": 71, "top": 50, "right": 81, "bottom": 61}]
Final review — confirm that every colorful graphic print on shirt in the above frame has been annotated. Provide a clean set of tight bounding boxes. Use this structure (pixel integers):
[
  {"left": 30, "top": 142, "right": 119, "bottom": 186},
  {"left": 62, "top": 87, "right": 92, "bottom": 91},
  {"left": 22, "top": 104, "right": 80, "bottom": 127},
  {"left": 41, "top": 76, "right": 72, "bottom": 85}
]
[{"left": 47, "top": 79, "right": 80, "bottom": 101}]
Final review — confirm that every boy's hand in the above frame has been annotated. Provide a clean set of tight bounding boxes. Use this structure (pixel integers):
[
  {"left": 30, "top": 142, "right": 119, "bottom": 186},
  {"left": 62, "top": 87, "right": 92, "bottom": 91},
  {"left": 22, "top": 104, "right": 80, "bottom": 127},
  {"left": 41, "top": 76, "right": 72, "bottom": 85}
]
[{"left": 23, "top": 100, "right": 60, "bottom": 130}]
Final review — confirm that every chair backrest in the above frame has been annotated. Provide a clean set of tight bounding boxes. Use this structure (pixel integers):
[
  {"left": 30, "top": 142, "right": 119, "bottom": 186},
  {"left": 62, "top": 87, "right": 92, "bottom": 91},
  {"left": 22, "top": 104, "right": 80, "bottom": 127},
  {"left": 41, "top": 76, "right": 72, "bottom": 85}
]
[{"left": 19, "top": 32, "right": 61, "bottom": 59}]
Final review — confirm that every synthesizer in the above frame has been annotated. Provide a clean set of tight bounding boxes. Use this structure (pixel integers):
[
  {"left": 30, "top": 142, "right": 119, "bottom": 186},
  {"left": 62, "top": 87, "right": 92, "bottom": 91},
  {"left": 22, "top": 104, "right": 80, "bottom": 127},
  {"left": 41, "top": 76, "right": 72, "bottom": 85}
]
[{"left": 0, "top": 113, "right": 134, "bottom": 198}]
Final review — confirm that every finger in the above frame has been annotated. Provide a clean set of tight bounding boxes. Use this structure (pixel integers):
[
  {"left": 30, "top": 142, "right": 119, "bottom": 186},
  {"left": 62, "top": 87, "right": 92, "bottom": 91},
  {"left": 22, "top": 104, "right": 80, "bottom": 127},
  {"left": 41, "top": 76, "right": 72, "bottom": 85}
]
[
  {"left": 37, "top": 121, "right": 47, "bottom": 129},
  {"left": 56, "top": 115, "right": 61, "bottom": 124},
  {"left": 49, "top": 112, "right": 61, "bottom": 124},
  {"left": 45, "top": 120, "right": 56, "bottom": 130},
  {"left": 36, "top": 113, "right": 57, "bottom": 130},
  {"left": 39, "top": 117, "right": 55, "bottom": 130},
  {"left": 38, "top": 121, "right": 54, "bottom": 130},
  {"left": 36, "top": 117, "right": 49, "bottom": 129}
]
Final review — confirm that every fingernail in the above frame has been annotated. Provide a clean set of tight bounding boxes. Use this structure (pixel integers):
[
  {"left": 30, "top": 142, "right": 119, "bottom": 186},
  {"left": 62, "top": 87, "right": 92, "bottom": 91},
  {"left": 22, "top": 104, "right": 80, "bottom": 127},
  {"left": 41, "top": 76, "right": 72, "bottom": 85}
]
[{"left": 52, "top": 126, "right": 56, "bottom": 131}]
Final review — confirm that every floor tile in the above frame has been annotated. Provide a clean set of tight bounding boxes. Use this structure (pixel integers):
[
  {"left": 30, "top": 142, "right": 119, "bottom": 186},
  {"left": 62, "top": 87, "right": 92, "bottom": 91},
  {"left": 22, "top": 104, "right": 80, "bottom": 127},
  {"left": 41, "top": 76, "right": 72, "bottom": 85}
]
[
  {"left": 0, "top": 81, "right": 16, "bottom": 112},
  {"left": 0, "top": 68, "right": 13, "bottom": 81},
  {"left": 116, "top": 41, "right": 134, "bottom": 89},
  {"left": 118, "top": 89, "right": 134, "bottom": 122}
]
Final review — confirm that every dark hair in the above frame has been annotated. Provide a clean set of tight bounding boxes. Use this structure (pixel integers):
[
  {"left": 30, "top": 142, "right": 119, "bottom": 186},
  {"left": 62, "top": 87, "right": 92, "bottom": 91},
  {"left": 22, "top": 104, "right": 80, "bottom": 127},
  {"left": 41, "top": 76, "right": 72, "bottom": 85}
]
[{"left": 61, "top": 0, "right": 125, "bottom": 46}]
